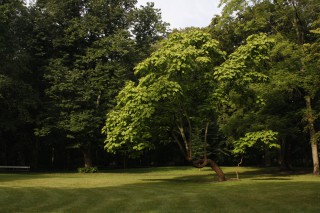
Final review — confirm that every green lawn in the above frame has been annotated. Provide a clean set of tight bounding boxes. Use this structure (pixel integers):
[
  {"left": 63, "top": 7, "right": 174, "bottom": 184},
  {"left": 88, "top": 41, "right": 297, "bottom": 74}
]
[{"left": 0, "top": 166, "right": 319, "bottom": 213}]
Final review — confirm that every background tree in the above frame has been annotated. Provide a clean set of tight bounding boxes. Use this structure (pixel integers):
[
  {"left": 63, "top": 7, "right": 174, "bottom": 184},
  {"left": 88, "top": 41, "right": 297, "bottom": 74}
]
[
  {"left": 0, "top": 0, "right": 38, "bottom": 166},
  {"left": 213, "top": 0, "right": 320, "bottom": 174},
  {"left": 35, "top": 0, "right": 169, "bottom": 168},
  {"left": 131, "top": 2, "right": 170, "bottom": 60}
]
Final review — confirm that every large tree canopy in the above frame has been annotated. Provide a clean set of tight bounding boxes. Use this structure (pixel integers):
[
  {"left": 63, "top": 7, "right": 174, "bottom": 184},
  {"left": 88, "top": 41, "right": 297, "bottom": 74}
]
[
  {"left": 103, "top": 30, "right": 227, "bottom": 180},
  {"left": 103, "top": 30, "right": 278, "bottom": 181},
  {"left": 104, "top": 30, "right": 225, "bottom": 153}
]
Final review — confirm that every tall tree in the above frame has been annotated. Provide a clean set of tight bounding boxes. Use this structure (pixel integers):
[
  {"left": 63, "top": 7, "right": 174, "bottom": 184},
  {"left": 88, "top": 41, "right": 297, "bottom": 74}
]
[
  {"left": 131, "top": 2, "right": 169, "bottom": 59},
  {"left": 104, "top": 30, "right": 227, "bottom": 180},
  {"left": 103, "top": 30, "right": 277, "bottom": 181},
  {"left": 216, "top": 0, "right": 320, "bottom": 174},
  {"left": 36, "top": 0, "right": 169, "bottom": 168}
]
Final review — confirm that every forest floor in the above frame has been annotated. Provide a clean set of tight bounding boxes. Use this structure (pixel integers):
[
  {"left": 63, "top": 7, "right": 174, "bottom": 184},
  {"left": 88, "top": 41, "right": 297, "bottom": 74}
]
[{"left": 0, "top": 166, "right": 319, "bottom": 212}]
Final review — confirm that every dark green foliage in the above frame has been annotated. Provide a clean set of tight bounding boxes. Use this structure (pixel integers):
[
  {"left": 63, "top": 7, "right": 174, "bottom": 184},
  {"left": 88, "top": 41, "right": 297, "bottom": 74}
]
[
  {"left": 0, "top": 0, "right": 40, "bottom": 168},
  {"left": 0, "top": 0, "right": 169, "bottom": 169},
  {"left": 35, "top": 0, "right": 170, "bottom": 168},
  {"left": 131, "top": 2, "right": 170, "bottom": 58},
  {"left": 212, "top": 0, "right": 320, "bottom": 170},
  {"left": 0, "top": 0, "right": 37, "bottom": 130}
]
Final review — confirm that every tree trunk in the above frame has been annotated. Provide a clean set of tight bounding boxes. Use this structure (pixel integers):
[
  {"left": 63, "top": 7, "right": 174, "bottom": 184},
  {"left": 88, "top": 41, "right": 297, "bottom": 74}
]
[
  {"left": 192, "top": 159, "right": 227, "bottom": 182},
  {"left": 203, "top": 122, "right": 226, "bottom": 181},
  {"left": 174, "top": 121, "right": 227, "bottom": 181},
  {"left": 207, "top": 159, "right": 227, "bottom": 181},
  {"left": 311, "top": 143, "right": 319, "bottom": 175},
  {"left": 83, "top": 150, "right": 93, "bottom": 168},
  {"left": 305, "top": 95, "right": 319, "bottom": 175}
]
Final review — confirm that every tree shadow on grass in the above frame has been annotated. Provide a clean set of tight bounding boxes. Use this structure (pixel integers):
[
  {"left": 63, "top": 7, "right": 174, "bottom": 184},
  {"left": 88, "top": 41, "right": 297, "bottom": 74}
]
[
  {"left": 0, "top": 166, "right": 313, "bottom": 184},
  {"left": 142, "top": 174, "right": 293, "bottom": 183},
  {"left": 142, "top": 174, "right": 217, "bottom": 184},
  {"left": 1, "top": 175, "right": 320, "bottom": 213},
  {"left": 101, "top": 166, "right": 194, "bottom": 174},
  {"left": 223, "top": 167, "right": 313, "bottom": 180},
  {"left": 251, "top": 177, "right": 292, "bottom": 181},
  {"left": 0, "top": 173, "right": 50, "bottom": 183}
]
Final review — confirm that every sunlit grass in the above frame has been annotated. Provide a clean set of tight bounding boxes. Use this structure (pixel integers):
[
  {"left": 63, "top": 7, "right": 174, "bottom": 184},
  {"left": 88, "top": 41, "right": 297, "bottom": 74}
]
[{"left": 0, "top": 166, "right": 319, "bottom": 212}]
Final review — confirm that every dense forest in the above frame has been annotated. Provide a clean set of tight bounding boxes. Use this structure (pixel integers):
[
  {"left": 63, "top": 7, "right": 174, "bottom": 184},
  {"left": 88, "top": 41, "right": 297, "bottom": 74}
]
[{"left": 0, "top": 0, "right": 319, "bottom": 178}]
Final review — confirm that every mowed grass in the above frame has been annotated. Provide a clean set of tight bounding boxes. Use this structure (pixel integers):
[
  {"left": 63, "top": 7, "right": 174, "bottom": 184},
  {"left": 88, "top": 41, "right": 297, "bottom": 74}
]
[{"left": 0, "top": 167, "right": 320, "bottom": 213}]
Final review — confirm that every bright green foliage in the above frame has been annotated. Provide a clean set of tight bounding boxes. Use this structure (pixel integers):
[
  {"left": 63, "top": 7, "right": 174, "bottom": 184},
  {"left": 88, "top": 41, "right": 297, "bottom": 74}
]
[
  {"left": 214, "top": 33, "right": 273, "bottom": 84},
  {"left": 134, "top": 30, "right": 225, "bottom": 77},
  {"left": 233, "top": 130, "right": 279, "bottom": 155},
  {"left": 311, "top": 28, "right": 320, "bottom": 34},
  {"left": 213, "top": 34, "right": 275, "bottom": 137},
  {"left": 210, "top": 32, "right": 279, "bottom": 161},
  {"left": 103, "top": 30, "right": 225, "bottom": 159},
  {"left": 215, "top": 0, "right": 320, "bottom": 170},
  {"left": 103, "top": 75, "right": 181, "bottom": 154},
  {"left": 104, "top": 30, "right": 277, "bottom": 163}
]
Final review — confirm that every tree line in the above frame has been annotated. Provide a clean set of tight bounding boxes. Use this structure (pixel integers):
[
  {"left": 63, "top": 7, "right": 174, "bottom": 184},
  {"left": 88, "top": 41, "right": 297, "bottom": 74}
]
[
  {"left": 0, "top": 0, "right": 319, "bottom": 177},
  {"left": 0, "top": 0, "right": 170, "bottom": 170}
]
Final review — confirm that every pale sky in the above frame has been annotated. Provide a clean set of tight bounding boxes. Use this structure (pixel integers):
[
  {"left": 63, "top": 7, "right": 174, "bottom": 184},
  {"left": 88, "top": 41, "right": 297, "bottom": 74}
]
[
  {"left": 137, "top": 0, "right": 222, "bottom": 29},
  {"left": 25, "top": 0, "right": 222, "bottom": 29}
]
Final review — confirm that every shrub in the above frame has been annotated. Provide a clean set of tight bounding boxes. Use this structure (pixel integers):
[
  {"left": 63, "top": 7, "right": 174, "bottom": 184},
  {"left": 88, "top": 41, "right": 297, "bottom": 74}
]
[{"left": 77, "top": 167, "right": 98, "bottom": 173}]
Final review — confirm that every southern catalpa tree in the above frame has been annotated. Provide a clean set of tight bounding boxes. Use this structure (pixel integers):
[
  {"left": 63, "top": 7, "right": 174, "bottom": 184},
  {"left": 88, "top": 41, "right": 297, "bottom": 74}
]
[
  {"left": 103, "top": 30, "right": 228, "bottom": 180},
  {"left": 103, "top": 30, "right": 277, "bottom": 181}
]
